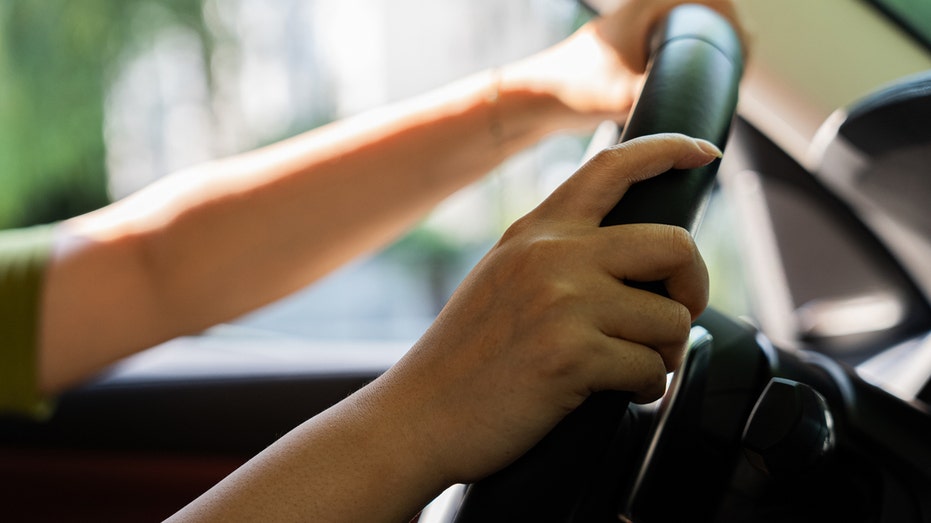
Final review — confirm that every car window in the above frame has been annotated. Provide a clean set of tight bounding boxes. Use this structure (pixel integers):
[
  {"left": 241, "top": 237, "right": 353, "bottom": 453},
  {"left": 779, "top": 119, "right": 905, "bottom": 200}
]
[{"left": 0, "top": 0, "right": 589, "bottom": 342}]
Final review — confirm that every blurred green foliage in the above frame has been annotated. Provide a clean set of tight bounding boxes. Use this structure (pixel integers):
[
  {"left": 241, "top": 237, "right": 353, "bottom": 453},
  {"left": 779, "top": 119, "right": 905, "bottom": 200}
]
[{"left": 0, "top": 0, "right": 208, "bottom": 228}]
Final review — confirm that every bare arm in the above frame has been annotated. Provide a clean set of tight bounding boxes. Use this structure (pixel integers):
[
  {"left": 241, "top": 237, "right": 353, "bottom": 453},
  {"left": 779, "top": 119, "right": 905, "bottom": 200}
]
[
  {"left": 38, "top": 69, "right": 566, "bottom": 394},
  {"left": 166, "top": 134, "right": 720, "bottom": 523},
  {"left": 37, "top": 0, "right": 743, "bottom": 395},
  {"left": 38, "top": 0, "right": 733, "bottom": 394},
  {"left": 32, "top": 1, "right": 742, "bottom": 521}
]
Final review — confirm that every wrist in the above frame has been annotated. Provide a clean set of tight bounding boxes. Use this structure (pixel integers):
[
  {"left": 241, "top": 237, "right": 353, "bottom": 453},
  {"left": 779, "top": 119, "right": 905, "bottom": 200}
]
[
  {"left": 490, "top": 64, "right": 580, "bottom": 145},
  {"left": 344, "top": 372, "right": 457, "bottom": 513},
  {"left": 495, "top": 25, "right": 642, "bottom": 134}
]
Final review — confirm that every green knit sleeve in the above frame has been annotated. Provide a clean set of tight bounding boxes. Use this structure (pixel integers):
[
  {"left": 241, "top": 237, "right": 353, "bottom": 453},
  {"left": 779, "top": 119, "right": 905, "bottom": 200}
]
[{"left": 0, "top": 225, "right": 55, "bottom": 419}]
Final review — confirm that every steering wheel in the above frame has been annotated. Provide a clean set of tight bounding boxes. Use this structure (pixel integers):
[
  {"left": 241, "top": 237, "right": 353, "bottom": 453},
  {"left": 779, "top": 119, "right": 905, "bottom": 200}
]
[{"left": 419, "top": 5, "right": 744, "bottom": 522}]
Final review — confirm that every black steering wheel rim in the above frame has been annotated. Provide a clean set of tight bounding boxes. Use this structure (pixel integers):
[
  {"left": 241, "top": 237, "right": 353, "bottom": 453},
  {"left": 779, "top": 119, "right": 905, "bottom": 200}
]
[{"left": 439, "top": 5, "right": 744, "bottom": 522}]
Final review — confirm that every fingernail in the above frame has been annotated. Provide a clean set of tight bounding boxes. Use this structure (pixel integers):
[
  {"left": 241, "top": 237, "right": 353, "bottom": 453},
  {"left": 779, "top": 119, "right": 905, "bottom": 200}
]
[{"left": 696, "top": 139, "right": 723, "bottom": 159}]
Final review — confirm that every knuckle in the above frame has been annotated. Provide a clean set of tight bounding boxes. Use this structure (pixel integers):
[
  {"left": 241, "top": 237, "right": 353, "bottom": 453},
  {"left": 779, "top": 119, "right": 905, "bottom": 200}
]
[
  {"left": 528, "top": 278, "right": 584, "bottom": 331},
  {"left": 650, "top": 365, "right": 668, "bottom": 392},
  {"left": 665, "top": 225, "right": 694, "bottom": 252},
  {"left": 525, "top": 234, "right": 561, "bottom": 258},
  {"left": 660, "top": 306, "right": 692, "bottom": 371},
  {"left": 660, "top": 225, "right": 699, "bottom": 266},
  {"left": 537, "top": 278, "right": 574, "bottom": 308},
  {"left": 496, "top": 229, "right": 563, "bottom": 279},
  {"left": 500, "top": 222, "right": 570, "bottom": 263},
  {"left": 586, "top": 144, "right": 634, "bottom": 178},
  {"left": 499, "top": 215, "right": 535, "bottom": 244},
  {"left": 635, "top": 377, "right": 668, "bottom": 404},
  {"left": 669, "top": 303, "right": 693, "bottom": 341},
  {"left": 590, "top": 143, "right": 625, "bottom": 166},
  {"left": 535, "top": 326, "right": 586, "bottom": 380},
  {"left": 665, "top": 344, "right": 687, "bottom": 372},
  {"left": 516, "top": 233, "right": 574, "bottom": 273},
  {"left": 634, "top": 361, "right": 668, "bottom": 401}
]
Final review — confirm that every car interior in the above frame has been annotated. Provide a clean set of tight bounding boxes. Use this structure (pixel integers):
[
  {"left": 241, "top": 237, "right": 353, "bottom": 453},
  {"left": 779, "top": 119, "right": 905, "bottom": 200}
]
[{"left": 2, "top": 1, "right": 930, "bottom": 521}]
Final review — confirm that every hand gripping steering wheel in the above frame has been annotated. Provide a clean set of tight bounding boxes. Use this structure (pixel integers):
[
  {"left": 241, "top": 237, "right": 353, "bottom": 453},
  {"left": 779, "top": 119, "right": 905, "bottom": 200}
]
[{"left": 428, "top": 5, "right": 744, "bottom": 522}]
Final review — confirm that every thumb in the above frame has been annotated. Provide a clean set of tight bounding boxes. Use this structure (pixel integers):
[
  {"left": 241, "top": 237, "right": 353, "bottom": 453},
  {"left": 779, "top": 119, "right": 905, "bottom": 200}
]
[{"left": 535, "top": 133, "right": 721, "bottom": 224}]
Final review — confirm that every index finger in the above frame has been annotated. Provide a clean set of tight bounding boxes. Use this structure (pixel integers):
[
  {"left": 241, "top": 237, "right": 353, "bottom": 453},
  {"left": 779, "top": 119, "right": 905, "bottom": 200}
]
[{"left": 534, "top": 133, "right": 720, "bottom": 225}]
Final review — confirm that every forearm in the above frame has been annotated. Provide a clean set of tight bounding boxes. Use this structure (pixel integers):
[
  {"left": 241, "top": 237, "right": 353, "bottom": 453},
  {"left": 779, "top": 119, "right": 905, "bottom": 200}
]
[
  {"left": 38, "top": 67, "right": 569, "bottom": 394},
  {"left": 167, "top": 371, "right": 451, "bottom": 523},
  {"left": 151, "top": 67, "right": 567, "bottom": 317},
  {"left": 168, "top": 135, "right": 721, "bottom": 522}
]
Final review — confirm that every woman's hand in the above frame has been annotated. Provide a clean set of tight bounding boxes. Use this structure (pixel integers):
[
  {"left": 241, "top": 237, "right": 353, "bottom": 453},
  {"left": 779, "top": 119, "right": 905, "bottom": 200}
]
[
  {"left": 167, "top": 134, "right": 720, "bottom": 523},
  {"left": 379, "top": 133, "right": 720, "bottom": 485},
  {"left": 502, "top": 0, "right": 744, "bottom": 131}
]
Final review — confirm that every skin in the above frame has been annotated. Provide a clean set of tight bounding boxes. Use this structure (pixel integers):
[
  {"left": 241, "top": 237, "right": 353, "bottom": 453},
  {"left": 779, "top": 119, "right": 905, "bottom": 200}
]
[
  {"left": 29, "top": 0, "right": 741, "bottom": 520},
  {"left": 166, "top": 134, "right": 718, "bottom": 523},
  {"left": 37, "top": 0, "right": 743, "bottom": 396}
]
